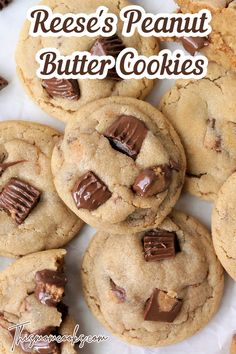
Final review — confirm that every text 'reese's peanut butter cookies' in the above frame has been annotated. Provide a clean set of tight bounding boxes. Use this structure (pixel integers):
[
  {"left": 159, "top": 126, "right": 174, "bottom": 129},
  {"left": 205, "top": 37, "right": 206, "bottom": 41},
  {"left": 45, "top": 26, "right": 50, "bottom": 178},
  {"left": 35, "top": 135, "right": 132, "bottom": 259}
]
[
  {"left": 51, "top": 97, "right": 186, "bottom": 234},
  {"left": 212, "top": 172, "right": 236, "bottom": 282},
  {"left": 81, "top": 211, "right": 224, "bottom": 347},
  {"left": 176, "top": 0, "right": 236, "bottom": 72},
  {"left": 0, "top": 249, "right": 77, "bottom": 354},
  {"left": 160, "top": 62, "right": 236, "bottom": 201},
  {"left": 0, "top": 121, "right": 83, "bottom": 257},
  {"left": 15, "top": 0, "right": 159, "bottom": 123}
]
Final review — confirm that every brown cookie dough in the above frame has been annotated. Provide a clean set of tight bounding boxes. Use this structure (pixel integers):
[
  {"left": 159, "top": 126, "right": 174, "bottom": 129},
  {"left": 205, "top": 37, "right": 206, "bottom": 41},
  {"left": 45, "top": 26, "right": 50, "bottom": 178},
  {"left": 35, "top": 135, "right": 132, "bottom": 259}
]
[
  {"left": 0, "top": 121, "right": 83, "bottom": 257},
  {"left": 177, "top": 0, "right": 236, "bottom": 71},
  {"left": 212, "top": 172, "right": 236, "bottom": 282},
  {"left": 160, "top": 62, "right": 236, "bottom": 201},
  {"left": 51, "top": 97, "right": 186, "bottom": 234},
  {"left": 81, "top": 211, "right": 224, "bottom": 347},
  {"left": 15, "top": 0, "right": 159, "bottom": 123},
  {"left": 0, "top": 249, "right": 77, "bottom": 354}
]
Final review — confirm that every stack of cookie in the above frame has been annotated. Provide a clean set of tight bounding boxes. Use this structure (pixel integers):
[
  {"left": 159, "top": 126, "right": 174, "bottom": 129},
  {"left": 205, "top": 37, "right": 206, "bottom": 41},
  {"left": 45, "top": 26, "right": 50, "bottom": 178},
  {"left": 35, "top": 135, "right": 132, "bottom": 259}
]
[{"left": 0, "top": 0, "right": 235, "bottom": 352}]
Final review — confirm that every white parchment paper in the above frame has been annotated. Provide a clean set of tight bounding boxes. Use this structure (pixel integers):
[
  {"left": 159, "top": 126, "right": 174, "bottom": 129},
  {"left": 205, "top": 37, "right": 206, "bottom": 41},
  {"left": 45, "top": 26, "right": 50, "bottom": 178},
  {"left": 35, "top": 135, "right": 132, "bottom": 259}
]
[{"left": 0, "top": 0, "right": 235, "bottom": 353}]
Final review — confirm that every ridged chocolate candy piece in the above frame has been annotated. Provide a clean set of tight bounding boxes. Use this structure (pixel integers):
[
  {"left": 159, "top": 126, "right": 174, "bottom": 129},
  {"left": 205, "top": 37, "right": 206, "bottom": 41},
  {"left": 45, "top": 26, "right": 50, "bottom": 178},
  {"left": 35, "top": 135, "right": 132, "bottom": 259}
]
[
  {"left": 0, "top": 160, "right": 25, "bottom": 177},
  {"left": 0, "top": 76, "right": 8, "bottom": 90},
  {"left": 0, "top": 0, "right": 12, "bottom": 10},
  {"left": 0, "top": 178, "right": 41, "bottom": 224},
  {"left": 72, "top": 171, "right": 111, "bottom": 211},
  {"left": 42, "top": 78, "right": 80, "bottom": 100},
  {"left": 133, "top": 165, "right": 172, "bottom": 197},
  {"left": 110, "top": 279, "right": 126, "bottom": 303},
  {"left": 104, "top": 115, "right": 148, "bottom": 159},
  {"left": 90, "top": 34, "right": 126, "bottom": 80},
  {"left": 35, "top": 269, "right": 67, "bottom": 307},
  {"left": 143, "top": 229, "right": 180, "bottom": 262},
  {"left": 181, "top": 36, "right": 209, "bottom": 55},
  {"left": 144, "top": 289, "right": 182, "bottom": 322}
]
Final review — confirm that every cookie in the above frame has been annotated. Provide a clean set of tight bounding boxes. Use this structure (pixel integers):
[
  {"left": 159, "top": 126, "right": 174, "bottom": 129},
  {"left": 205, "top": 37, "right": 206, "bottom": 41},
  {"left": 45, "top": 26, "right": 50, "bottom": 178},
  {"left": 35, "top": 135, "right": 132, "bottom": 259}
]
[
  {"left": 212, "top": 172, "right": 236, "bottom": 281},
  {"left": 177, "top": 0, "right": 236, "bottom": 71},
  {"left": 51, "top": 97, "right": 186, "bottom": 234},
  {"left": 160, "top": 62, "right": 236, "bottom": 201},
  {"left": 81, "top": 210, "right": 224, "bottom": 347},
  {"left": 0, "top": 121, "right": 83, "bottom": 257},
  {"left": 0, "top": 249, "right": 76, "bottom": 354},
  {"left": 15, "top": 0, "right": 159, "bottom": 123}
]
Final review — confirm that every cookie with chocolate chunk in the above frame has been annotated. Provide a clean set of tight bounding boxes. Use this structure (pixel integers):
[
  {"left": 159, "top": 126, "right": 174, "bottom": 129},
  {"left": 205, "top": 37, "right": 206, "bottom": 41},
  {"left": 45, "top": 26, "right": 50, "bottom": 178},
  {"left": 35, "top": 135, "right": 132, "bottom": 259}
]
[
  {"left": 212, "top": 172, "right": 236, "bottom": 282},
  {"left": 0, "top": 249, "right": 77, "bottom": 354},
  {"left": 15, "top": 0, "right": 159, "bottom": 123},
  {"left": 176, "top": 0, "right": 236, "bottom": 72},
  {"left": 51, "top": 97, "right": 186, "bottom": 233},
  {"left": 160, "top": 62, "right": 236, "bottom": 201},
  {"left": 0, "top": 121, "right": 83, "bottom": 257},
  {"left": 81, "top": 211, "right": 224, "bottom": 347}
]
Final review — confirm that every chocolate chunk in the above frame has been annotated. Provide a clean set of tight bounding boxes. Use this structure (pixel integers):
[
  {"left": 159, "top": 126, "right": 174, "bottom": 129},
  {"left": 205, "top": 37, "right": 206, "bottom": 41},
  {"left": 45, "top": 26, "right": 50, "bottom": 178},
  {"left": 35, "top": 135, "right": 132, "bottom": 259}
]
[
  {"left": 35, "top": 269, "right": 67, "bottom": 307},
  {"left": 110, "top": 279, "right": 126, "bottom": 303},
  {"left": 0, "top": 75, "right": 8, "bottom": 90},
  {"left": 42, "top": 78, "right": 80, "bottom": 100},
  {"left": 204, "top": 118, "right": 222, "bottom": 152},
  {"left": 0, "top": 178, "right": 41, "bottom": 224},
  {"left": 143, "top": 229, "right": 180, "bottom": 261},
  {"left": 104, "top": 115, "right": 148, "bottom": 159},
  {"left": 90, "top": 34, "right": 126, "bottom": 80},
  {"left": 72, "top": 171, "right": 111, "bottom": 211},
  {"left": 132, "top": 165, "right": 172, "bottom": 197},
  {"left": 181, "top": 36, "right": 209, "bottom": 55},
  {"left": 144, "top": 289, "right": 182, "bottom": 322},
  {"left": 0, "top": 160, "right": 25, "bottom": 177},
  {"left": 57, "top": 302, "right": 69, "bottom": 320},
  {"left": 0, "top": 0, "right": 11, "bottom": 10}
]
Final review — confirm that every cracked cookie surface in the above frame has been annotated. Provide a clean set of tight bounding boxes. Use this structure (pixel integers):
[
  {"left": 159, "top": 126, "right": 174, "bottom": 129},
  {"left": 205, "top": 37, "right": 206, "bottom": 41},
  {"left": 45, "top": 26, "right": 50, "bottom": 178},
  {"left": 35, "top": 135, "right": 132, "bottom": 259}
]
[
  {"left": 160, "top": 62, "right": 236, "bottom": 201},
  {"left": 15, "top": 0, "right": 159, "bottom": 123},
  {"left": 212, "top": 172, "right": 236, "bottom": 281},
  {"left": 0, "top": 121, "right": 83, "bottom": 257},
  {"left": 51, "top": 97, "right": 186, "bottom": 234},
  {"left": 81, "top": 210, "right": 224, "bottom": 347},
  {"left": 0, "top": 249, "right": 77, "bottom": 354},
  {"left": 177, "top": 0, "right": 236, "bottom": 71}
]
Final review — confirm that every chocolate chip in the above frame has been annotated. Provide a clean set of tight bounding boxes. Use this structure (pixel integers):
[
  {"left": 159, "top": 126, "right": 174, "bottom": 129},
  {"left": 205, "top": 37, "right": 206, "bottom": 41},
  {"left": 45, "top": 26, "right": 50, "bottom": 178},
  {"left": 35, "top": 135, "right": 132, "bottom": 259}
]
[
  {"left": 0, "top": 160, "right": 25, "bottom": 177},
  {"left": 35, "top": 269, "right": 67, "bottom": 307},
  {"left": 110, "top": 279, "right": 126, "bottom": 303},
  {"left": 132, "top": 165, "right": 172, "bottom": 197},
  {"left": 0, "top": 76, "right": 8, "bottom": 91},
  {"left": 42, "top": 78, "right": 80, "bottom": 100},
  {"left": 90, "top": 34, "right": 126, "bottom": 80},
  {"left": 0, "top": 178, "right": 41, "bottom": 224},
  {"left": 181, "top": 36, "right": 209, "bottom": 55},
  {"left": 143, "top": 229, "right": 180, "bottom": 262},
  {"left": 72, "top": 171, "right": 111, "bottom": 211},
  {"left": 104, "top": 115, "right": 148, "bottom": 159},
  {"left": 0, "top": 0, "right": 12, "bottom": 10},
  {"left": 144, "top": 289, "right": 182, "bottom": 322}
]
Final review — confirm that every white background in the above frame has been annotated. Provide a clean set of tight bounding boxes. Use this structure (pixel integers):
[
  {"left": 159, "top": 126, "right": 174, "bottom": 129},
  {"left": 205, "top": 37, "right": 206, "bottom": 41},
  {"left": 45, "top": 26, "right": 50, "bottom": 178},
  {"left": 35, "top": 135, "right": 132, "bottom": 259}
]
[{"left": 0, "top": 0, "right": 235, "bottom": 353}]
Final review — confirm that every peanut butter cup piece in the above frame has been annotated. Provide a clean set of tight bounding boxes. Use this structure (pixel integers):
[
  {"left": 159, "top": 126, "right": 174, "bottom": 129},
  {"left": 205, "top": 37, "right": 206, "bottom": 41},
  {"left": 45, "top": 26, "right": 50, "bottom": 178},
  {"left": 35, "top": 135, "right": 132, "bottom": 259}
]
[
  {"left": 42, "top": 78, "right": 80, "bottom": 100},
  {"left": 144, "top": 289, "right": 182, "bottom": 322},
  {"left": 35, "top": 269, "right": 67, "bottom": 307},
  {"left": 143, "top": 229, "right": 180, "bottom": 261},
  {"left": 72, "top": 171, "right": 111, "bottom": 211},
  {"left": 0, "top": 76, "right": 8, "bottom": 90},
  {"left": 133, "top": 165, "right": 172, "bottom": 197},
  {"left": 104, "top": 115, "right": 148, "bottom": 159},
  {"left": 0, "top": 178, "right": 41, "bottom": 224},
  {"left": 110, "top": 279, "right": 126, "bottom": 303},
  {"left": 181, "top": 36, "right": 209, "bottom": 56},
  {"left": 90, "top": 34, "right": 126, "bottom": 80}
]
